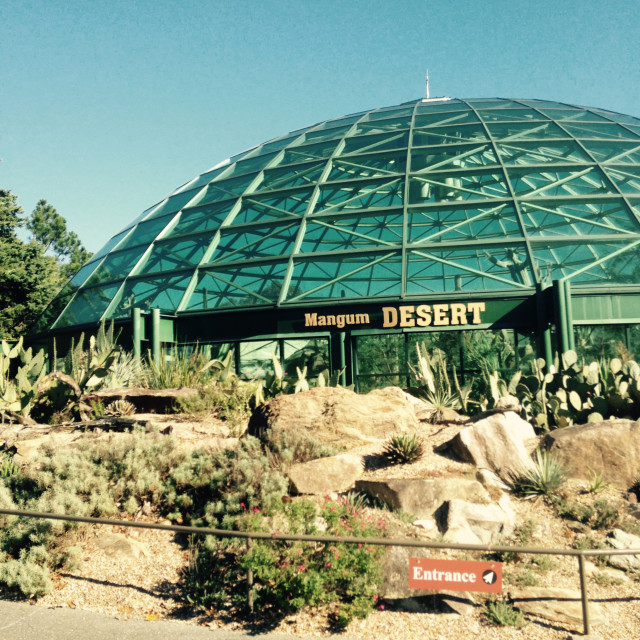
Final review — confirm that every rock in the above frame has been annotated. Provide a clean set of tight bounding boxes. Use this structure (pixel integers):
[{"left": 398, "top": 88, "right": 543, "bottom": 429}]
[
  {"left": 606, "top": 529, "right": 640, "bottom": 571},
  {"left": 248, "top": 386, "right": 419, "bottom": 449},
  {"left": 475, "top": 469, "right": 509, "bottom": 493},
  {"left": 287, "top": 453, "right": 363, "bottom": 495},
  {"left": 94, "top": 533, "right": 150, "bottom": 559},
  {"left": 0, "top": 426, "right": 21, "bottom": 450},
  {"left": 440, "top": 495, "right": 516, "bottom": 545},
  {"left": 91, "top": 387, "right": 199, "bottom": 413},
  {"left": 447, "top": 411, "right": 536, "bottom": 482},
  {"left": 439, "top": 591, "right": 476, "bottom": 616},
  {"left": 584, "top": 561, "right": 630, "bottom": 584},
  {"left": 355, "top": 478, "right": 490, "bottom": 520},
  {"left": 509, "top": 587, "right": 605, "bottom": 627},
  {"left": 542, "top": 419, "right": 640, "bottom": 489},
  {"left": 381, "top": 547, "right": 428, "bottom": 598},
  {"left": 12, "top": 433, "right": 78, "bottom": 464},
  {"left": 495, "top": 394, "right": 521, "bottom": 412}
]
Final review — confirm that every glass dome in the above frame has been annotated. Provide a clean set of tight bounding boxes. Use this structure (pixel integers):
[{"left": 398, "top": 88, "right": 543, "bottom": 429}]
[{"left": 40, "top": 97, "right": 640, "bottom": 332}]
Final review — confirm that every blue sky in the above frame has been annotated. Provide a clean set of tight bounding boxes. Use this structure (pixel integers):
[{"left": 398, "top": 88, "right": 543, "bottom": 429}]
[{"left": 2, "top": 0, "right": 639, "bottom": 253}]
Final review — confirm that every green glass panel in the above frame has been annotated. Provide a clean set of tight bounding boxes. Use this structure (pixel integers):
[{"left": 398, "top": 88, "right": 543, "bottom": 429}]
[
  {"left": 187, "top": 261, "right": 288, "bottom": 310},
  {"left": 138, "top": 234, "right": 212, "bottom": 274},
  {"left": 354, "top": 116, "right": 411, "bottom": 135},
  {"left": 233, "top": 188, "right": 312, "bottom": 224},
  {"left": 84, "top": 245, "right": 148, "bottom": 286},
  {"left": 167, "top": 201, "right": 233, "bottom": 237},
  {"left": 301, "top": 124, "right": 352, "bottom": 145},
  {"left": 408, "top": 203, "right": 521, "bottom": 244},
  {"left": 257, "top": 161, "right": 326, "bottom": 192},
  {"left": 315, "top": 178, "right": 404, "bottom": 213},
  {"left": 328, "top": 152, "right": 406, "bottom": 181},
  {"left": 239, "top": 340, "right": 279, "bottom": 379},
  {"left": 116, "top": 214, "right": 176, "bottom": 252},
  {"left": 365, "top": 105, "right": 414, "bottom": 120},
  {"left": 181, "top": 165, "right": 229, "bottom": 192},
  {"left": 315, "top": 113, "right": 367, "bottom": 129},
  {"left": 496, "top": 140, "right": 590, "bottom": 165},
  {"left": 407, "top": 332, "right": 462, "bottom": 368},
  {"left": 409, "top": 171, "right": 508, "bottom": 204},
  {"left": 223, "top": 151, "right": 278, "bottom": 178},
  {"left": 476, "top": 108, "right": 549, "bottom": 123},
  {"left": 32, "top": 282, "right": 79, "bottom": 333},
  {"left": 68, "top": 260, "right": 102, "bottom": 287},
  {"left": 414, "top": 110, "right": 479, "bottom": 128},
  {"left": 580, "top": 140, "right": 640, "bottom": 164},
  {"left": 538, "top": 108, "right": 611, "bottom": 123},
  {"left": 54, "top": 282, "right": 122, "bottom": 328},
  {"left": 415, "top": 100, "right": 466, "bottom": 114},
  {"left": 90, "top": 228, "right": 131, "bottom": 262},
  {"left": 287, "top": 252, "right": 402, "bottom": 301},
  {"left": 520, "top": 200, "right": 640, "bottom": 237},
  {"left": 575, "top": 325, "right": 627, "bottom": 361},
  {"left": 302, "top": 212, "right": 404, "bottom": 253},
  {"left": 144, "top": 187, "right": 203, "bottom": 220},
  {"left": 592, "top": 112, "right": 640, "bottom": 126},
  {"left": 209, "top": 222, "right": 298, "bottom": 263},
  {"left": 278, "top": 140, "right": 339, "bottom": 166},
  {"left": 342, "top": 130, "right": 410, "bottom": 155},
  {"left": 283, "top": 338, "right": 330, "bottom": 379},
  {"left": 469, "top": 99, "right": 523, "bottom": 109},
  {"left": 487, "top": 121, "right": 568, "bottom": 140},
  {"left": 509, "top": 167, "right": 611, "bottom": 197},
  {"left": 406, "top": 244, "right": 534, "bottom": 293},
  {"left": 629, "top": 325, "right": 640, "bottom": 359},
  {"left": 517, "top": 99, "right": 570, "bottom": 109},
  {"left": 562, "top": 122, "right": 640, "bottom": 140},
  {"left": 242, "top": 133, "right": 302, "bottom": 159},
  {"left": 602, "top": 166, "right": 640, "bottom": 193},
  {"left": 412, "top": 124, "right": 488, "bottom": 147},
  {"left": 110, "top": 274, "right": 192, "bottom": 318},
  {"left": 529, "top": 240, "right": 640, "bottom": 284},
  {"left": 198, "top": 172, "right": 259, "bottom": 207},
  {"left": 410, "top": 144, "right": 497, "bottom": 171}
]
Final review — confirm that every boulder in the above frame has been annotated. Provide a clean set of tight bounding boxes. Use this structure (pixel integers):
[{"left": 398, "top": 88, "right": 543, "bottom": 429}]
[
  {"left": 248, "top": 386, "right": 419, "bottom": 449},
  {"left": 509, "top": 587, "right": 605, "bottom": 627},
  {"left": 355, "top": 478, "right": 490, "bottom": 520},
  {"left": 440, "top": 495, "right": 516, "bottom": 545},
  {"left": 91, "top": 387, "right": 199, "bottom": 413},
  {"left": 606, "top": 529, "right": 640, "bottom": 571},
  {"left": 94, "top": 533, "right": 150, "bottom": 560},
  {"left": 447, "top": 411, "right": 536, "bottom": 481},
  {"left": 542, "top": 419, "right": 640, "bottom": 489},
  {"left": 287, "top": 453, "right": 363, "bottom": 495}
]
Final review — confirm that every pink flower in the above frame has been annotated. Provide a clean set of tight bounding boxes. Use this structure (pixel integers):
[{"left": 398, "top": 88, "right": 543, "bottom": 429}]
[
  {"left": 358, "top": 543, "right": 362, "bottom": 548},
  {"left": 298, "top": 549, "right": 303, "bottom": 555},
  {"left": 326, "top": 562, "right": 331, "bottom": 568},
  {"left": 379, "top": 604, "right": 385, "bottom": 610},
  {"left": 331, "top": 506, "right": 335, "bottom": 511},
  {"left": 373, "top": 595, "right": 378, "bottom": 601},
  {"left": 299, "top": 565, "right": 306, "bottom": 572},
  {"left": 240, "top": 502, "right": 245, "bottom": 509}
]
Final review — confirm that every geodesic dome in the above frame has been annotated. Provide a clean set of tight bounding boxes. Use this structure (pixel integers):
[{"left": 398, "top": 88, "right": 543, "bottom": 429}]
[{"left": 38, "top": 97, "right": 640, "bottom": 332}]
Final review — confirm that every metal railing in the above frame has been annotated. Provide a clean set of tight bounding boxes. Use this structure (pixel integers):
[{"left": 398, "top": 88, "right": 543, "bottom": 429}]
[{"left": 1, "top": 507, "right": 639, "bottom": 636}]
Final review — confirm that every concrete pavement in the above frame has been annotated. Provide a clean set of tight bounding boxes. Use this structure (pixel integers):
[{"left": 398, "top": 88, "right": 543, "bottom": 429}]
[{"left": 0, "top": 600, "right": 358, "bottom": 640}]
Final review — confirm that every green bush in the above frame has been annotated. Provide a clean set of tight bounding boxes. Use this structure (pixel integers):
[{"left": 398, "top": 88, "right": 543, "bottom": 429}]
[
  {"left": 183, "top": 496, "right": 386, "bottom": 627},
  {"left": 485, "top": 600, "right": 526, "bottom": 627},
  {"left": 382, "top": 433, "right": 425, "bottom": 465},
  {"left": 511, "top": 449, "right": 567, "bottom": 499}
]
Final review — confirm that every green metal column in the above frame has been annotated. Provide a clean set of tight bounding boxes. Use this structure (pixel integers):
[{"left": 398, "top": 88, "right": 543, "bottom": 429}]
[
  {"left": 339, "top": 332, "right": 347, "bottom": 387},
  {"left": 536, "top": 283, "right": 553, "bottom": 369},
  {"left": 553, "top": 280, "right": 570, "bottom": 356},
  {"left": 132, "top": 308, "right": 143, "bottom": 359},
  {"left": 152, "top": 308, "right": 161, "bottom": 362},
  {"left": 564, "top": 279, "right": 575, "bottom": 351}
]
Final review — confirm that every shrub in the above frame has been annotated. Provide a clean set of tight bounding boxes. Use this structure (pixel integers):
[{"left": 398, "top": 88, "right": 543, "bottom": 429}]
[
  {"left": 182, "top": 496, "right": 386, "bottom": 627},
  {"left": 485, "top": 600, "right": 526, "bottom": 627},
  {"left": 511, "top": 449, "right": 567, "bottom": 499},
  {"left": 382, "top": 433, "right": 425, "bottom": 465},
  {"left": 587, "top": 470, "right": 609, "bottom": 494}
]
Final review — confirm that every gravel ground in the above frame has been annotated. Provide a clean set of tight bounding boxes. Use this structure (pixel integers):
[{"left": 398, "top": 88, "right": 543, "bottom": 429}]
[{"left": 33, "top": 417, "right": 640, "bottom": 639}]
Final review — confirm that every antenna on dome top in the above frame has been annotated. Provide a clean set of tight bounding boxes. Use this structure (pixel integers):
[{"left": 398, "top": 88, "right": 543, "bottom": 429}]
[{"left": 425, "top": 69, "right": 430, "bottom": 99}]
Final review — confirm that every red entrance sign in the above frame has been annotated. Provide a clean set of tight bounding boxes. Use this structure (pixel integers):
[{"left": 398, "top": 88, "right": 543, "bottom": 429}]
[{"left": 409, "top": 557, "right": 502, "bottom": 594}]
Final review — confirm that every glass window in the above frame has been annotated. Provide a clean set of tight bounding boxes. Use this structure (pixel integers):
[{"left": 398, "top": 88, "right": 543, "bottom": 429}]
[
  {"left": 315, "top": 177, "right": 404, "bottom": 213},
  {"left": 575, "top": 325, "right": 626, "bottom": 361},
  {"left": 239, "top": 340, "right": 279, "bottom": 379},
  {"left": 283, "top": 339, "right": 330, "bottom": 380}
]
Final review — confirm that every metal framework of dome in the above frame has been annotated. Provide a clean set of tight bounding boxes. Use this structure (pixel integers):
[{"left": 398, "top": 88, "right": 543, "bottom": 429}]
[{"left": 36, "top": 97, "right": 640, "bottom": 388}]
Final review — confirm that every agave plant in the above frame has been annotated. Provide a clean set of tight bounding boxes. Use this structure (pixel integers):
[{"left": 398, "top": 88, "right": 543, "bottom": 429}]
[{"left": 382, "top": 433, "right": 425, "bottom": 465}]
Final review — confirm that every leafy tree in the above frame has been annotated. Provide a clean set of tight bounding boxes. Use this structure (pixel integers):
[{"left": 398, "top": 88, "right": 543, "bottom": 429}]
[
  {"left": 27, "top": 199, "right": 92, "bottom": 279},
  {"left": 0, "top": 190, "right": 90, "bottom": 339}
]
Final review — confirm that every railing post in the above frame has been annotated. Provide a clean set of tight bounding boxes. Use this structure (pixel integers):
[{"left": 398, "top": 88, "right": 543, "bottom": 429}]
[
  {"left": 578, "top": 552, "right": 590, "bottom": 636},
  {"left": 246, "top": 537, "right": 254, "bottom": 613}
]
